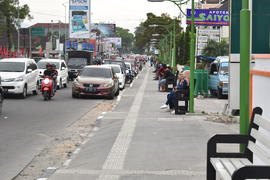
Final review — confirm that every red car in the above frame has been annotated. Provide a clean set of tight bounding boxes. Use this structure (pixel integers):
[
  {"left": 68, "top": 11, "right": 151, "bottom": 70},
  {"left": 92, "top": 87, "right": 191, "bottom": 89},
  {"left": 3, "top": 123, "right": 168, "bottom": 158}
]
[{"left": 72, "top": 66, "right": 120, "bottom": 99}]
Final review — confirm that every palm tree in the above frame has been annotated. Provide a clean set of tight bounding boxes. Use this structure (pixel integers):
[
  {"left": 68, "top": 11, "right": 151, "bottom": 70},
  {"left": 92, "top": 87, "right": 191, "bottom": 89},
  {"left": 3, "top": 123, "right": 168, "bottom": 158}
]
[{"left": 202, "top": 39, "right": 229, "bottom": 57}]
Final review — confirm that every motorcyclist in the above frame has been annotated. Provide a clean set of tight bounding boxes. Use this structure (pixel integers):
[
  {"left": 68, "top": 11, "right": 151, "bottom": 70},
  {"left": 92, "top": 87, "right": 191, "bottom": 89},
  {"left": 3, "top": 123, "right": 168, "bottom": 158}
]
[
  {"left": 51, "top": 64, "right": 58, "bottom": 91},
  {"left": 43, "top": 63, "right": 57, "bottom": 93}
]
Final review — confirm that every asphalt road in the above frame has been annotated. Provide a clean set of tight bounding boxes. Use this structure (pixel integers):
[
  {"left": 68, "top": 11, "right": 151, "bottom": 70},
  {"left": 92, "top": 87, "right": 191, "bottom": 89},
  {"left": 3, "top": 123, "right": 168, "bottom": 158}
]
[{"left": 0, "top": 85, "right": 105, "bottom": 180}]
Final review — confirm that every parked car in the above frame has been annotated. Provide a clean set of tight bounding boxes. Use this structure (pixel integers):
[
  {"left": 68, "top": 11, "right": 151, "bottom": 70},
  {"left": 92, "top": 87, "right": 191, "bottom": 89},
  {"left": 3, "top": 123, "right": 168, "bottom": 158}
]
[
  {"left": 103, "top": 64, "right": 126, "bottom": 90},
  {"left": 0, "top": 76, "right": 4, "bottom": 114},
  {"left": 103, "top": 59, "right": 127, "bottom": 76},
  {"left": 0, "top": 58, "right": 39, "bottom": 98},
  {"left": 37, "top": 59, "right": 69, "bottom": 89},
  {"left": 72, "top": 65, "right": 119, "bottom": 99},
  {"left": 208, "top": 56, "right": 229, "bottom": 99}
]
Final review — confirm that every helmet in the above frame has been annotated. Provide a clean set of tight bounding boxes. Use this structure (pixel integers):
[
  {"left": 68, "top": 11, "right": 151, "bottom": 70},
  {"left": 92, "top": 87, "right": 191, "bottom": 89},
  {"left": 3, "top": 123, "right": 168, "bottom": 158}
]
[{"left": 46, "top": 63, "right": 52, "bottom": 68}]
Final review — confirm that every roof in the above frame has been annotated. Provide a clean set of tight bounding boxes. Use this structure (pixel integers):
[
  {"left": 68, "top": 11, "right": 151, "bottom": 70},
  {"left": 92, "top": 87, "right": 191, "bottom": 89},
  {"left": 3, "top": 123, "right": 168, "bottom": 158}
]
[
  {"left": 30, "top": 23, "right": 69, "bottom": 29},
  {"left": 218, "top": 0, "right": 229, "bottom": 10},
  {"left": 102, "top": 64, "right": 121, "bottom": 68},
  {"left": 0, "top": 58, "right": 33, "bottom": 62},
  {"left": 39, "top": 59, "right": 64, "bottom": 62},
  {"left": 84, "top": 65, "right": 111, "bottom": 69}
]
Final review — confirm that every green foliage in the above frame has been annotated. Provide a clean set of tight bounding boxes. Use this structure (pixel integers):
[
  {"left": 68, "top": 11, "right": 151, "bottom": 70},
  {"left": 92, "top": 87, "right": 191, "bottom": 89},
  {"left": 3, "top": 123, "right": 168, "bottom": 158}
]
[
  {"left": 115, "top": 27, "right": 134, "bottom": 54},
  {"left": 0, "top": 0, "right": 31, "bottom": 48},
  {"left": 134, "top": 13, "right": 182, "bottom": 54},
  {"left": 202, "top": 39, "right": 229, "bottom": 57}
]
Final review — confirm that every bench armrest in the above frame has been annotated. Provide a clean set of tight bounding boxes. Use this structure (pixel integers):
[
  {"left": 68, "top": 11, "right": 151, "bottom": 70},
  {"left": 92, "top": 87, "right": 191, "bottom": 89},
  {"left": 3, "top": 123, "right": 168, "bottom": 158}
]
[
  {"left": 232, "top": 165, "right": 270, "bottom": 180},
  {"left": 207, "top": 134, "right": 250, "bottom": 158}
]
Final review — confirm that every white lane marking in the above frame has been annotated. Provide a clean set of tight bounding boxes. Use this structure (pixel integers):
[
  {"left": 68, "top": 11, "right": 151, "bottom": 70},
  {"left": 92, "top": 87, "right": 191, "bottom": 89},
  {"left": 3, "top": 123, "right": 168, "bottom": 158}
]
[
  {"left": 97, "top": 116, "right": 104, "bottom": 119},
  {"left": 47, "top": 167, "right": 57, "bottom": 170},
  {"left": 73, "top": 148, "right": 81, "bottom": 154},
  {"left": 57, "top": 169, "right": 205, "bottom": 176},
  {"left": 130, "top": 83, "right": 133, "bottom": 87},
  {"left": 63, "top": 159, "right": 72, "bottom": 167},
  {"left": 117, "top": 95, "right": 121, "bottom": 102},
  {"left": 97, "top": 68, "right": 150, "bottom": 180},
  {"left": 93, "top": 127, "right": 99, "bottom": 132},
  {"left": 81, "top": 139, "right": 88, "bottom": 145},
  {"left": 37, "top": 178, "right": 48, "bottom": 180},
  {"left": 102, "top": 112, "right": 107, "bottom": 115}
]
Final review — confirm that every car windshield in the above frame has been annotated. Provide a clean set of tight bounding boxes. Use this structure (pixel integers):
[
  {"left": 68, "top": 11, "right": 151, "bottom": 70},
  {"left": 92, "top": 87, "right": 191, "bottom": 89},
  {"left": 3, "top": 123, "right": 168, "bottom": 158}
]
[
  {"left": 37, "top": 61, "right": 60, "bottom": 69},
  {"left": 125, "top": 63, "right": 131, "bottom": 69},
  {"left": 0, "top": 62, "right": 25, "bottom": 72},
  {"left": 111, "top": 61, "right": 122, "bottom": 67},
  {"left": 110, "top": 66, "right": 121, "bottom": 73},
  {"left": 219, "top": 62, "right": 228, "bottom": 74},
  {"left": 80, "top": 68, "right": 112, "bottom": 78},
  {"left": 68, "top": 58, "right": 87, "bottom": 66}
]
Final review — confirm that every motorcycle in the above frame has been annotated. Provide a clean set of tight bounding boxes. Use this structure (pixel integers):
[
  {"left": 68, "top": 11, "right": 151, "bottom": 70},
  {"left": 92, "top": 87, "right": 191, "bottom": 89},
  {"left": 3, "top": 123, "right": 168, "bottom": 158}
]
[
  {"left": 125, "top": 70, "right": 134, "bottom": 84},
  {"left": 41, "top": 76, "right": 55, "bottom": 101}
]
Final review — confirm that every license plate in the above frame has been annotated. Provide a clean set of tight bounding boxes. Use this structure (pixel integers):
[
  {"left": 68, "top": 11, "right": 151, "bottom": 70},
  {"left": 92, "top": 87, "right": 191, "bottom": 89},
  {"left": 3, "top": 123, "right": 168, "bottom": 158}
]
[
  {"left": 168, "top": 84, "right": 173, "bottom": 88},
  {"left": 85, "top": 87, "right": 96, "bottom": 92},
  {"left": 178, "top": 101, "right": 185, "bottom": 106}
]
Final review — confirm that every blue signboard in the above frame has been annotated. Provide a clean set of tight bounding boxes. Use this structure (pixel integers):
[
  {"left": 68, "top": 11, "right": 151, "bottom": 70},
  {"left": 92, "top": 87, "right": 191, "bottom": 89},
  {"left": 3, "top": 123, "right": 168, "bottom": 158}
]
[{"left": 186, "top": 9, "right": 230, "bottom": 26}]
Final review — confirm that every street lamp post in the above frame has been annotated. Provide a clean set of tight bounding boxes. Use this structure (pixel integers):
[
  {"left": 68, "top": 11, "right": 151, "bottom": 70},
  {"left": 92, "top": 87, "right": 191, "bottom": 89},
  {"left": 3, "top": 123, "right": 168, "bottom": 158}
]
[
  {"left": 62, "top": 2, "right": 68, "bottom": 60},
  {"left": 239, "top": 0, "right": 251, "bottom": 151},
  {"left": 148, "top": 0, "right": 195, "bottom": 113},
  {"left": 149, "top": 22, "right": 176, "bottom": 68}
]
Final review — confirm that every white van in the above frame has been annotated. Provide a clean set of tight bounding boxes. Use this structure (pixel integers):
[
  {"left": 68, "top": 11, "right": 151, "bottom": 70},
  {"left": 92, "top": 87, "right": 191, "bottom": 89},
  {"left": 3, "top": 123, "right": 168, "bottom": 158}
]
[
  {"left": 0, "top": 58, "right": 39, "bottom": 98},
  {"left": 37, "top": 59, "right": 69, "bottom": 89}
]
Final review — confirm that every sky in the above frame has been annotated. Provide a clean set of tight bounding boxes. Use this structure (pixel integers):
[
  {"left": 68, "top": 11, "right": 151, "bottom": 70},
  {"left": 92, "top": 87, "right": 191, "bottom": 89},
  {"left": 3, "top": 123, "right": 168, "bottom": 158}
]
[{"left": 20, "top": 0, "right": 191, "bottom": 33}]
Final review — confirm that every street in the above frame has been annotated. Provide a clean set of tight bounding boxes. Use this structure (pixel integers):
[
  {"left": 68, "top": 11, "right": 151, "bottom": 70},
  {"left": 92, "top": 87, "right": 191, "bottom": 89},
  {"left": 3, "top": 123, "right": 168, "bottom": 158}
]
[{"left": 0, "top": 85, "right": 113, "bottom": 180}]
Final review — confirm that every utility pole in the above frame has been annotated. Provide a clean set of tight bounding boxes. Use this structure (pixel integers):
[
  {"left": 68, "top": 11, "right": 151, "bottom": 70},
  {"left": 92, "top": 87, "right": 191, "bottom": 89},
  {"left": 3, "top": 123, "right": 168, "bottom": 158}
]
[
  {"left": 17, "top": 2, "right": 20, "bottom": 55},
  {"left": 29, "top": 27, "right": 32, "bottom": 58}
]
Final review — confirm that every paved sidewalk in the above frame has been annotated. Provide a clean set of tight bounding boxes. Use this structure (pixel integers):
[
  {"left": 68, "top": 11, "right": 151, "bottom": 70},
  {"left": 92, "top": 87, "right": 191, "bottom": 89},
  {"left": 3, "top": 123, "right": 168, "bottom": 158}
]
[{"left": 48, "top": 66, "right": 239, "bottom": 180}]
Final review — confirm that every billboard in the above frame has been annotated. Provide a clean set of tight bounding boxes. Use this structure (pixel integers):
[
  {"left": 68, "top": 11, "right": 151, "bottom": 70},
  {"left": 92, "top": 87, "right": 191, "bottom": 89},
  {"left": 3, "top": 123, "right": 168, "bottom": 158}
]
[
  {"left": 186, "top": 9, "right": 229, "bottom": 26},
  {"left": 104, "top": 37, "right": 122, "bottom": 48},
  {"left": 91, "top": 23, "right": 116, "bottom": 36},
  {"left": 69, "top": 0, "right": 91, "bottom": 38}
]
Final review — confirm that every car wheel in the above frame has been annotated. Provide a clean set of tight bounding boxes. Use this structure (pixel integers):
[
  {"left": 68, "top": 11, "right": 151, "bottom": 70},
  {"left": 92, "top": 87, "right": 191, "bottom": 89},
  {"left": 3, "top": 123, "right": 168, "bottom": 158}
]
[
  {"left": 63, "top": 77, "right": 68, "bottom": 88},
  {"left": 115, "top": 88, "right": 120, "bottom": 96},
  {"left": 20, "top": 85, "right": 27, "bottom": 99},
  {"left": 33, "top": 82, "right": 39, "bottom": 95},
  {"left": 217, "top": 88, "right": 223, "bottom": 99},
  {"left": 57, "top": 79, "right": 63, "bottom": 90},
  {"left": 0, "top": 93, "right": 3, "bottom": 114},
  {"left": 72, "top": 92, "right": 79, "bottom": 98},
  {"left": 107, "top": 91, "right": 115, "bottom": 100}
]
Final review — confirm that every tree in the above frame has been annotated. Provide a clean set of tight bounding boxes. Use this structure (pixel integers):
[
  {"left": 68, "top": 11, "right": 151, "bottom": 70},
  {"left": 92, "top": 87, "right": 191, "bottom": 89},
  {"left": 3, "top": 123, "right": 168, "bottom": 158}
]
[
  {"left": 134, "top": 13, "right": 182, "bottom": 60},
  {"left": 115, "top": 27, "right": 134, "bottom": 54},
  {"left": 0, "top": 0, "right": 31, "bottom": 48},
  {"left": 202, "top": 39, "right": 229, "bottom": 57}
]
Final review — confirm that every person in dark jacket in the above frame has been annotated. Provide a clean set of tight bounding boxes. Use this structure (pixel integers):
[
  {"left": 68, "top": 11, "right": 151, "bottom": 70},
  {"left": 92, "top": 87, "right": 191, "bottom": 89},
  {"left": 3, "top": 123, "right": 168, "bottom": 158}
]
[{"left": 160, "top": 73, "right": 189, "bottom": 113}]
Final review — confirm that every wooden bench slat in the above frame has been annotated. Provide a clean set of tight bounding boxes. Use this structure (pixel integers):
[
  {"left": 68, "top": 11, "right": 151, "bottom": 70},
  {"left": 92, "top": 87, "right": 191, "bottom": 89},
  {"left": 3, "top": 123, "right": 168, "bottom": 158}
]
[
  {"left": 220, "top": 158, "right": 237, "bottom": 176},
  {"left": 251, "top": 129, "right": 270, "bottom": 151},
  {"left": 254, "top": 114, "right": 270, "bottom": 132},
  {"left": 210, "top": 158, "right": 231, "bottom": 180},
  {"left": 230, "top": 158, "right": 249, "bottom": 169},
  {"left": 248, "top": 141, "right": 270, "bottom": 164}
]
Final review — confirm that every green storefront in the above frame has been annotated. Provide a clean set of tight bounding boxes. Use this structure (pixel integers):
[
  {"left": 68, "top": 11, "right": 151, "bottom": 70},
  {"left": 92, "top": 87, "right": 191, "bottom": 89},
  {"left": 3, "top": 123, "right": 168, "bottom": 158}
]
[{"left": 231, "top": 0, "right": 270, "bottom": 54}]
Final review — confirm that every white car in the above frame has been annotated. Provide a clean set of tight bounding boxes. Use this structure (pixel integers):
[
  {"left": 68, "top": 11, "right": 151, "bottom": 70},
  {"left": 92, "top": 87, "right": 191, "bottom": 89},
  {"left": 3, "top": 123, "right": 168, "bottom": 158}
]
[
  {"left": 0, "top": 58, "right": 39, "bottom": 98},
  {"left": 102, "top": 64, "right": 126, "bottom": 90},
  {"left": 37, "top": 59, "right": 69, "bottom": 89}
]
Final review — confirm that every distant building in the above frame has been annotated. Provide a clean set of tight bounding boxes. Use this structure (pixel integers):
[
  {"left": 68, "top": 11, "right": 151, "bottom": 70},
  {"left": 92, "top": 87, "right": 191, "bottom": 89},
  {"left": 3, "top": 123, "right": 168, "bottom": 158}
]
[{"left": 196, "top": 0, "right": 229, "bottom": 56}]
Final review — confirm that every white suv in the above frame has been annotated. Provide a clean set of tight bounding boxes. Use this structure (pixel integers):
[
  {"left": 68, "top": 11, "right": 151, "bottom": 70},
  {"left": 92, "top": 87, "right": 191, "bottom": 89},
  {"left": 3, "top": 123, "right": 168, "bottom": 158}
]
[
  {"left": 0, "top": 58, "right": 39, "bottom": 98},
  {"left": 37, "top": 59, "right": 69, "bottom": 89},
  {"left": 103, "top": 64, "right": 126, "bottom": 90}
]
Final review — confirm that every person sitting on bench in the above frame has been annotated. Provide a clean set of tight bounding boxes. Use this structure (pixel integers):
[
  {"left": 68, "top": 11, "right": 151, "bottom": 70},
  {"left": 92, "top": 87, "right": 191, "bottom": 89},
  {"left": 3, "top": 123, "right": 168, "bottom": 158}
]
[
  {"left": 159, "top": 66, "right": 175, "bottom": 92},
  {"left": 160, "top": 72, "right": 189, "bottom": 113}
]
